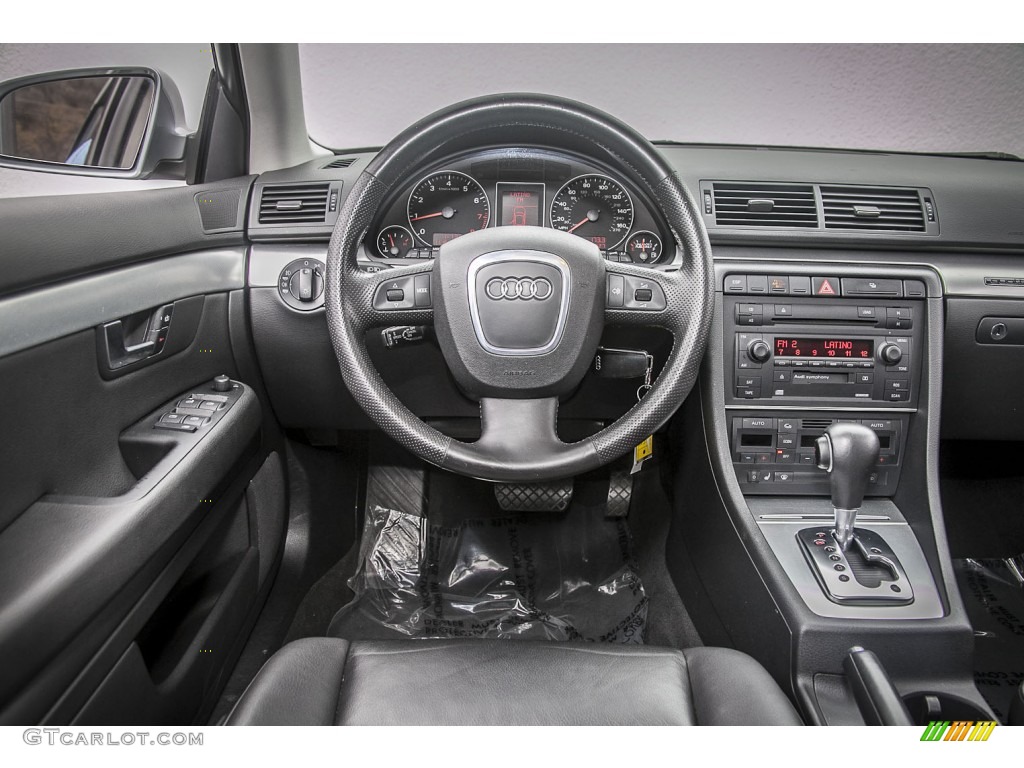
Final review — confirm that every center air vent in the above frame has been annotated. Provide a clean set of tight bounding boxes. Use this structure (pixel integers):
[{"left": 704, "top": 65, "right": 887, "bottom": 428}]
[
  {"left": 712, "top": 182, "right": 818, "bottom": 228},
  {"left": 258, "top": 183, "right": 331, "bottom": 224},
  {"left": 820, "top": 185, "right": 925, "bottom": 232}
]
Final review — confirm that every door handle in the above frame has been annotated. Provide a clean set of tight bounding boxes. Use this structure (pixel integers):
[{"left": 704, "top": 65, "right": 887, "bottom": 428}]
[{"left": 102, "top": 302, "right": 174, "bottom": 370}]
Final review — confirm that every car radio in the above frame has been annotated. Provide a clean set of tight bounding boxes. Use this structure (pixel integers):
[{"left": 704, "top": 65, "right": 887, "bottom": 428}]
[{"left": 723, "top": 273, "right": 924, "bottom": 409}]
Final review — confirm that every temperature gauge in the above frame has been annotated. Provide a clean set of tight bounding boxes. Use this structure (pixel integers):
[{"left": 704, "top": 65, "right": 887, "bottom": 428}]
[
  {"left": 625, "top": 231, "right": 663, "bottom": 264},
  {"left": 376, "top": 225, "right": 415, "bottom": 258}
]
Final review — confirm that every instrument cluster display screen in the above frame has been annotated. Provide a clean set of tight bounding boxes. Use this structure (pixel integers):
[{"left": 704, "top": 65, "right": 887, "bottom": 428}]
[
  {"left": 775, "top": 337, "right": 874, "bottom": 358},
  {"left": 496, "top": 182, "right": 544, "bottom": 228}
]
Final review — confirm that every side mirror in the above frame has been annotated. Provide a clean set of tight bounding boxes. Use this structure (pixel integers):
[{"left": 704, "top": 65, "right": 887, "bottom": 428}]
[{"left": 0, "top": 67, "right": 190, "bottom": 179}]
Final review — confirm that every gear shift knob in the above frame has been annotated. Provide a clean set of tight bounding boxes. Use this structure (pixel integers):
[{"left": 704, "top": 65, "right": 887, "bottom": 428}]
[{"left": 816, "top": 423, "right": 880, "bottom": 550}]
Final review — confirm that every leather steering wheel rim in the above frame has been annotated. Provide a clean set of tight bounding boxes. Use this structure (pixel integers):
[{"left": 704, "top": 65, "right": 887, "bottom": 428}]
[{"left": 325, "top": 94, "right": 714, "bottom": 482}]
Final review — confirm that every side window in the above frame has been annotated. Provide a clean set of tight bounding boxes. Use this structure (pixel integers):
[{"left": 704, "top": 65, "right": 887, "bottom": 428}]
[{"left": 0, "top": 44, "right": 212, "bottom": 198}]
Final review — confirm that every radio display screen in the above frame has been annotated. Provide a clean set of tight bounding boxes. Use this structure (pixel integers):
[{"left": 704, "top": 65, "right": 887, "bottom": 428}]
[{"left": 775, "top": 337, "right": 874, "bottom": 359}]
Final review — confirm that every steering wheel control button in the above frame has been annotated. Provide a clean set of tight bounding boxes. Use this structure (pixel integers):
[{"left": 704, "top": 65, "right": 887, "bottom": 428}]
[
  {"left": 414, "top": 274, "right": 431, "bottom": 307},
  {"left": 607, "top": 274, "right": 625, "bottom": 307},
  {"left": 619, "top": 275, "right": 666, "bottom": 311},
  {"left": 373, "top": 275, "right": 430, "bottom": 310},
  {"left": 278, "top": 258, "right": 326, "bottom": 311},
  {"left": 469, "top": 255, "right": 568, "bottom": 355}
]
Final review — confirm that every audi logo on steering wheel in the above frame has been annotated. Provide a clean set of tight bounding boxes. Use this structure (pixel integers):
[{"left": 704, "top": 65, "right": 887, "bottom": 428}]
[{"left": 485, "top": 277, "right": 554, "bottom": 301}]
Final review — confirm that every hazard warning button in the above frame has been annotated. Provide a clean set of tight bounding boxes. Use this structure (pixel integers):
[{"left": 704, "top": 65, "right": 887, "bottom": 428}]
[{"left": 812, "top": 277, "right": 841, "bottom": 297}]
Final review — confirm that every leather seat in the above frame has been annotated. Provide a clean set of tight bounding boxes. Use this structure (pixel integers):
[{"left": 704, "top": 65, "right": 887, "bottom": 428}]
[{"left": 226, "top": 638, "right": 802, "bottom": 726}]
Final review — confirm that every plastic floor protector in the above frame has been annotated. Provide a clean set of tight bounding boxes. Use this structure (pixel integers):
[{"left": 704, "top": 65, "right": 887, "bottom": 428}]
[
  {"left": 333, "top": 493, "right": 649, "bottom": 643},
  {"left": 955, "top": 557, "right": 1024, "bottom": 722}
]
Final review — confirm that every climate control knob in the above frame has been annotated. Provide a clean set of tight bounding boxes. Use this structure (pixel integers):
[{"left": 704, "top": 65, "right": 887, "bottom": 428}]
[
  {"left": 747, "top": 339, "right": 772, "bottom": 364},
  {"left": 877, "top": 342, "right": 903, "bottom": 365}
]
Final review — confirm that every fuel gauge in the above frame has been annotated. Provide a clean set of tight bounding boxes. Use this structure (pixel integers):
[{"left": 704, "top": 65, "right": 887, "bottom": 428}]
[
  {"left": 625, "top": 231, "right": 663, "bottom": 264},
  {"left": 376, "top": 225, "right": 415, "bottom": 258}
]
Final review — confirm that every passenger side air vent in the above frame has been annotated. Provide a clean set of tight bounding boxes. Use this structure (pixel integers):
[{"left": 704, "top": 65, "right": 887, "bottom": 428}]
[
  {"left": 712, "top": 182, "right": 818, "bottom": 228},
  {"left": 322, "top": 157, "right": 355, "bottom": 169},
  {"left": 820, "top": 185, "right": 926, "bottom": 232},
  {"left": 258, "top": 183, "right": 331, "bottom": 224}
]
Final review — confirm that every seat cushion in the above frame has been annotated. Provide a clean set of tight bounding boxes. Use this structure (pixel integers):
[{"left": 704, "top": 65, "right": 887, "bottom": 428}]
[{"left": 226, "top": 638, "right": 802, "bottom": 726}]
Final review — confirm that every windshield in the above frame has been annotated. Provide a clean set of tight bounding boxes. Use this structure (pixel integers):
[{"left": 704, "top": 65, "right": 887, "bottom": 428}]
[{"left": 300, "top": 43, "right": 1024, "bottom": 158}]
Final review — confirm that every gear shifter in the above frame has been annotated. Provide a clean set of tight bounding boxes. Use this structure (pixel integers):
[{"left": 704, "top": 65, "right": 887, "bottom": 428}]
[
  {"left": 797, "top": 422, "right": 914, "bottom": 606},
  {"left": 815, "top": 423, "right": 880, "bottom": 550}
]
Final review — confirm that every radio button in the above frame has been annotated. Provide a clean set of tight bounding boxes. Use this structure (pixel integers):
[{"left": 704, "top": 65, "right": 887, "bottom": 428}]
[
  {"left": 747, "top": 339, "right": 772, "bottom": 363},
  {"left": 904, "top": 280, "right": 927, "bottom": 298},
  {"left": 812, "top": 277, "right": 841, "bottom": 296},
  {"left": 856, "top": 372, "right": 874, "bottom": 384},
  {"left": 887, "top": 379, "right": 910, "bottom": 390},
  {"left": 808, "top": 359, "right": 826, "bottom": 368},
  {"left": 857, "top": 306, "right": 877, "bottom": 318},
  {"left": 738, "top": 375, "right": 759, "bottom": 387},
  {"left": 884, "top": 389, "right": 910, "bottom": 402},
  {"left": 774, "top": 304, "right": 792, "bottom": 316},
  {"left": 736, "top": 384, "right": 761, "bottom": 398},
  {"left": 789, "top": 276, "right": 811, "bottom": 295},
  {"left": 825, "top": 361, "right": 840, "bottom": 368},
  {"left": 878, "top": 342, "right": 903, "bottom": 365},
  {"left": 737, "top": 314, "right": 760, "bottom": 326},
  {"left": 774, "top": 370, "right": 791, "bottom": 382},
  {"left": 724, "top": 275, "right": 747, "bottom": 293},
  {"left": 858, "top": 361, "right": 874, "bottom": 368},
  {"left": 747, "top": 275, "right": 768, "bottom": 294},
  {"left": 842, "top": 361, "right": 857, "bottom": 368},
  {"left": 741, "top": 417, "right": 775, "bottom": 430},
  {"left": 841, "top": 278, "right": 903, "bottom": 297},
  {"left": 737, "top": 302, "right": 762, "bottom": 315}
]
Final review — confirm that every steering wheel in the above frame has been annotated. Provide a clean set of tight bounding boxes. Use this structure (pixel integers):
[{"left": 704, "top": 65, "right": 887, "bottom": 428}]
[{"left": 325, "top": 94, "right": 714, "bottom": 482}]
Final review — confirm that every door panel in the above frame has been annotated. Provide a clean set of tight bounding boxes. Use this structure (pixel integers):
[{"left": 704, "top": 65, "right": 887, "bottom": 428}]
[{"left": 0, "top": 181, "right": 285, "bottom": 725}]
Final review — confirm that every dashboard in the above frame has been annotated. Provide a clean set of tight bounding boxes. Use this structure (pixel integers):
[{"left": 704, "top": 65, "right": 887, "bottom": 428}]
[{"left": 361, "top": 148, "right": 677, "bottom": 269}]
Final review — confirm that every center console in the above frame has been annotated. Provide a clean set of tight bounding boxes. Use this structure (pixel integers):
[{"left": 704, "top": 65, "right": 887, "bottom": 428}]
[{"left": 669, "top": 257, "right": 994, "bottom": 726}]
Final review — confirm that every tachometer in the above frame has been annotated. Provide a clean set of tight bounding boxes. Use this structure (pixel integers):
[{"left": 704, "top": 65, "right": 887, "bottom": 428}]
[
  {"left": 407, "top": 171, "right": 490, "bottom": 247},
  {"left": 550, "top": 174, "right": 633, "bottom": 250}
]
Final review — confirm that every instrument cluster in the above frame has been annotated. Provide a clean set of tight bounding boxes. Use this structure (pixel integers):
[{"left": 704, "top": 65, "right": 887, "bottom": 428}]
[{"left": 363, "top": 149, "right": 674, "bottom": 268}]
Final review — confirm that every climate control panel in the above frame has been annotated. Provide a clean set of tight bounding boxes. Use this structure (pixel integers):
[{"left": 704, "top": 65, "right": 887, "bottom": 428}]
[{"left": 731, "top": 413, "right": 907, "bottom": 496}]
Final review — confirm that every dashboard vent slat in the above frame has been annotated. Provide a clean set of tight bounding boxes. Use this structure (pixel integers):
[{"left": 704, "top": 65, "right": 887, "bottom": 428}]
[
  {"left": 322, "top": 157, "right": 356, "bottom": 169},
  {"left": 820, "top": 185, "right": 926, "bottom": 232},
  {"left": 259, "top": 183, "right": 331, "bottom": 225},
  {"left": 712, "top": 182, "right": 818, "bottom": 228}
]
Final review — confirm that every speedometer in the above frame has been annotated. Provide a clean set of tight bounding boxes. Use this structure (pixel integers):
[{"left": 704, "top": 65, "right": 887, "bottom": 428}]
[
  {"left": 407, "top": 171, "right": 490, "bottom": 247},
  {"left": 549, "top": 174, "right": 633, "bottom": 250}
]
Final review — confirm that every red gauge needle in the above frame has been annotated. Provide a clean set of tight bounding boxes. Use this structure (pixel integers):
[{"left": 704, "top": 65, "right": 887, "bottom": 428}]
[
  {"left": 567, "top": 217, "right": 590, "bottom": 234},
  {"left": 388, "top": 234, "right": 395, "bottom": 247},
  {"left": 409, "top": 211, "right": 445, "bottom": 222}
]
